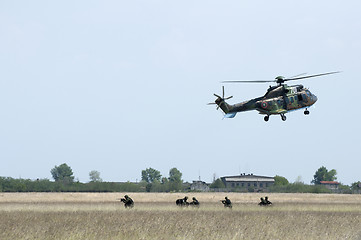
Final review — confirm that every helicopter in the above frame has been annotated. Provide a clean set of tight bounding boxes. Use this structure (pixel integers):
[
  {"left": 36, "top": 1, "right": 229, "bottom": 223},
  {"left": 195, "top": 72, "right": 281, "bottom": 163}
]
[{"left": 208, "top": 71, "right": 339, "bottom": 121}]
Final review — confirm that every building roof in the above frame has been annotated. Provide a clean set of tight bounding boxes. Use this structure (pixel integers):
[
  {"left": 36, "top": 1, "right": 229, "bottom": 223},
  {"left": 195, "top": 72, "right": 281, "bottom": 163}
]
[
  {"left": 320, "top": 181, "right": 339, "bottom": 185},
  {"left": 221, "top": 174, "right": 275, "bottom": 182}
]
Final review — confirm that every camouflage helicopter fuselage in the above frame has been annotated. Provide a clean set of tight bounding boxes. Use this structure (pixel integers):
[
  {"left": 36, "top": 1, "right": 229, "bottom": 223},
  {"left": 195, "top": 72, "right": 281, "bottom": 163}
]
[{"left": 216, "top": 84, "right": 317, "bottom": 121}]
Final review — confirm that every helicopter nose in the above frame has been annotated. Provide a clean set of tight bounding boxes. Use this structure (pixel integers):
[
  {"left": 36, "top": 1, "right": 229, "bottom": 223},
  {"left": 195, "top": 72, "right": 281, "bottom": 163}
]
[{"left": 312, "top": 94, "right": 317, "bottom": 103}]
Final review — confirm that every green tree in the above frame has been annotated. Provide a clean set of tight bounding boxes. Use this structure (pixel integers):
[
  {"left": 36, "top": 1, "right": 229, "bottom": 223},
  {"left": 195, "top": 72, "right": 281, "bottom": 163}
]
[
  {"left": 209, "top": 178, "right": 225, "bottom": 188},
  {"left": 89, "top": 170, "right": 102, "bottom": 182},
  {"left": 351, "top": 181, "right": 361, "bottom": 192},
  {"left": 51, "top": 163, "right": 74, "bottom": 184},
  {"left": 141, "top": 168, "right": 162, "bottom": 183},
  {"left": 161, "top": 177, "right": 168, "bottom": 184},
  {"left": 274, "top": 175, "right": 289, "bottom": 186},
  {"left": 311, "top": 166, "right": 337, "bottom": 184},
  {"left": 169, "top": 168, "right": 182, "bottom": 183},
  {"left": 168, "top": 167, "right": 183, "bottom": 191}
]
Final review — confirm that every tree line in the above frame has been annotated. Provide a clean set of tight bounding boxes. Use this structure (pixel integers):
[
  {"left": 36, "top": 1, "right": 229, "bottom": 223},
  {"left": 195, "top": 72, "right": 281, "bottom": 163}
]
[
  {"left": 269, "top": 166, "right": 359, "bottom": 194},
  {"left": 1, "top": 164, "right": 360, "bottom": 193},
  {"left": 0, "top": 164, "right": 187, "bottom": 192}
]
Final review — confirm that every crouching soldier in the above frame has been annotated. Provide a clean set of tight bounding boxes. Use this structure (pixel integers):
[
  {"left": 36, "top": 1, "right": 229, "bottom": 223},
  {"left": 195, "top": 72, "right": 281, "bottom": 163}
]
[
  {"left": 265, "top": 196, "right": 272, "bottom": 205},
  {"left": 176, "top": 196, "right": 189, "bottom": 206},
  {"left": 259, "top": 196, "right": 272, "bottom": 206},
  {"left": 258, "top": 197, "right": 267, "bottom": 206},
  {"left": 120, "top": 195, "right": 134, "bottom": 208},
  {"left": 190, "top": 197, "right": 200, "bottom": 207},
  {"left": 221, "top": 197, "right": 232, "bottom": 208}
]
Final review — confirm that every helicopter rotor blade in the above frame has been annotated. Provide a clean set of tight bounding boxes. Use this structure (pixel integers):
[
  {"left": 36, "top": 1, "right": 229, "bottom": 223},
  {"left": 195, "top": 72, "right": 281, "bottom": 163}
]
[
  {"left": 222, "top": 86, "right": 225, "bottom": 99},
  {"left": 224, "top": 96, "right": 233, "bottom": 100},
  {"left": 222, "top": 80, "right": 275, "bottom": 83},
  {"left": 207, "top": 102, "right": 217, "bottom": 105},
  {"left": 222, "top": 71, "right": 340, "bottom": 84},
  {"left": 285, "top": 71, "right": 340, "bottom": 81},
  {"left": 288, "top": 73, "right": 308, "bottom": 79},
  {"left": 214, "top": 94, "right": 221, "bottom": 98}
]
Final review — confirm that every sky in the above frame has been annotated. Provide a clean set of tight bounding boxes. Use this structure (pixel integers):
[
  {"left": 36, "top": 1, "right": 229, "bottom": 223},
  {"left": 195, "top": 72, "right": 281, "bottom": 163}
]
[{"left": 1, "top": 1, "right": 360, "bottom": 185}]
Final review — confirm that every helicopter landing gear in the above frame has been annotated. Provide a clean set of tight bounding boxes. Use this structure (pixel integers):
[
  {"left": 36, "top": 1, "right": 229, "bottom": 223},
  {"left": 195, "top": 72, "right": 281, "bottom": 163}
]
[
  {"left": 304, "top": 108, "right": 310, "bottom": 115},
  {"left": 280, "top": 114, "right": 287, "bottom": 121},
  {"left": 264, "top": 115, "right": 269, "bottom": 122}
]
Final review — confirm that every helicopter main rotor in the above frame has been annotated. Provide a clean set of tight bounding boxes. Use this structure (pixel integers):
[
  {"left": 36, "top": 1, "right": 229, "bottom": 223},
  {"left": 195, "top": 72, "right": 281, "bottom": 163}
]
[{"left": 222, "top": 71, "right": 340, "bottom": 86}]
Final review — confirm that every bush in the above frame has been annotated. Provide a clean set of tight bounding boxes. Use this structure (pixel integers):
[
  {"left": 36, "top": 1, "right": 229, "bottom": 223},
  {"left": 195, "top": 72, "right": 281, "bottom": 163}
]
[
  {"left": 209, "top": 179, "right": 225, "bottom": 189},
  {"left": 270, "top": 183, "right": 332, "bottom": 193}
]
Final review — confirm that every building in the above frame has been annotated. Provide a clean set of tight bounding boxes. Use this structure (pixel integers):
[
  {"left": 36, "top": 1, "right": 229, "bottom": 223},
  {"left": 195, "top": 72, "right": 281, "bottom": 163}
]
[
  {"left": 221, "top": 173, "right": 275, "bottom": 192},
  {"left": 190, "top": 180, "right": 210, "bottom": 192},
  {"left": 320, "top": 181, "right": 339, "bottom": 192}
]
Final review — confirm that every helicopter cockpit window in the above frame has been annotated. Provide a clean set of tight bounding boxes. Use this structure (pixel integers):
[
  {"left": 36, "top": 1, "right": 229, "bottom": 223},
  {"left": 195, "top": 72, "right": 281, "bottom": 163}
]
[
  {"left": 302, "top": 94, "right": 307, "bottom": 102},
  {"left": 290, "top": 97, "right": 294, "bottom": 103},
  {"left": 294, "top": 95, "right": 298, "bottom": 101},
  {"left": 298, "top": 94, "right": 303, "bottom": 101},
  {"left": 277, "top": 100, "right": 281, "bottom": 106}
]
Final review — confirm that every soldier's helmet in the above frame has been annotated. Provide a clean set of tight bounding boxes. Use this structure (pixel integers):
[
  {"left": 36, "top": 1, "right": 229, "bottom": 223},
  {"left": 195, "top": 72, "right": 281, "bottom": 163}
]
[
  {"left": 192, "top": 197, "right": 196, "bottom": 200},
  {"left": 265, "top": 196, "right": 268, "bottom": 200},
  {"left": 184, "top": 196, "right": 188, "bottom": 200},
  {"left": 124, "top": 195, "right": 129, "bottom": 198},
  {"left": 225, "top": 197, "right": 228, "bottom": 199}
]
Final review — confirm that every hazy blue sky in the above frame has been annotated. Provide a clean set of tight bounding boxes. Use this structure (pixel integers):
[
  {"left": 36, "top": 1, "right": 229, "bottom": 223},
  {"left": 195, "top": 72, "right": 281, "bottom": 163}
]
[{"left": 1, "top": 1, "right": 360, "bottom": 185}]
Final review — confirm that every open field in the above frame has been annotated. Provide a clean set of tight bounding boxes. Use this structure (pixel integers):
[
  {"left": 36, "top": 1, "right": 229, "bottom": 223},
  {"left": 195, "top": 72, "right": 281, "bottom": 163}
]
[{"left": 1, "top": 193, "right": 361, "bottom": 240}]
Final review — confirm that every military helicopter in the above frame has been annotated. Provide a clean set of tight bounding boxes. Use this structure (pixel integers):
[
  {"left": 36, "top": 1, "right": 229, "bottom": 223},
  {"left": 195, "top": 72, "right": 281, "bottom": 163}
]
[{"left": 208, "top": 71, "right": 339, "bottom": 121}]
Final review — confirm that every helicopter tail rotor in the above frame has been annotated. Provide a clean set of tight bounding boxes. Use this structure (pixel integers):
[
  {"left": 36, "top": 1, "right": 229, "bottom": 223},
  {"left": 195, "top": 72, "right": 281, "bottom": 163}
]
[{"left": 208, "top": 86, "right": 233, "bottom": 112}]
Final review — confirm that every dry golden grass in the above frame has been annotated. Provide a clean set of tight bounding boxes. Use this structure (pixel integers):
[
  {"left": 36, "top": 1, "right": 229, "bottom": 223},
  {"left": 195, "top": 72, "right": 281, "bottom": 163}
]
[
  {"left": 1, "top": 193, "right": 361, "bottom": 240},
  {"left": 2, "top": 192, "right": 361, "bottom": 203}
]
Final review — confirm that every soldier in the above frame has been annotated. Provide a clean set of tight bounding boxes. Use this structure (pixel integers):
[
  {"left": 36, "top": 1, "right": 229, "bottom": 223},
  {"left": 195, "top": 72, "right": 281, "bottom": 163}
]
[
  {"left": 120, "top": 195, "right": 134, "bottom": 208},
  {"left": 176, "top": 196, "right": 189, "bottom": 206},
  {"left": 190, "top": 197, "right": 200, "bottom": 207},
  {"left": 258, "top": 197, "right": 267, "bottom": 206},
  {"left": 265, "top": 196, "right": 272, "bottom": 205},
  {"left": 221, "top": 196, "right": 232, "bottom": 208}
]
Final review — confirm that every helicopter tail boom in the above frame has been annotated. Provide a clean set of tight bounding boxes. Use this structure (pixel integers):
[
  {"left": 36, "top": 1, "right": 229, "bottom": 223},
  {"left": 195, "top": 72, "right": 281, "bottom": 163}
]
[
  {"left": 231, "top": 98, "right": 262, "bottom": 113},
  {"left": 209, "top": 86, "right": 260, "bottom": 118},
  {"left": 216, "top": 98, "right": 258, "bottom": 117}
]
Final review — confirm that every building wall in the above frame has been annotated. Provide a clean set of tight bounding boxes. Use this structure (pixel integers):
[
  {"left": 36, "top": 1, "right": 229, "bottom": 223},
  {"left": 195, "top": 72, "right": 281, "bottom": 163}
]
[
  {"left": 224, "top": 181, "right": 274, "bottom": 192},
  {"left": 190, "top": 181, "right": 210, "bottom": 192},
  {"left": 226, "top": 181, "right": 273, "bottom": 189},
  {"left": 322, "top": 184, "right": 338, "bottom": 190},
  {"left": 221, "top": 175, "right": 275, "bottom": 192}
]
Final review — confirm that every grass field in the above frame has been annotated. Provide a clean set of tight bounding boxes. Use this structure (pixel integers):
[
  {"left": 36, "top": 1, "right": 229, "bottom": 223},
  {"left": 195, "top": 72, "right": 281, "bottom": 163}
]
[{"left": 1, "top": 193, "right": 361, "bottom": 240}]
